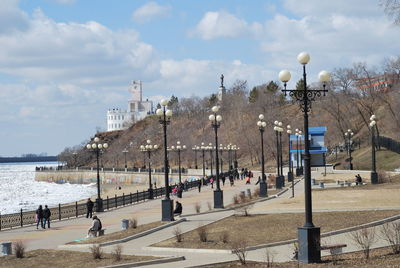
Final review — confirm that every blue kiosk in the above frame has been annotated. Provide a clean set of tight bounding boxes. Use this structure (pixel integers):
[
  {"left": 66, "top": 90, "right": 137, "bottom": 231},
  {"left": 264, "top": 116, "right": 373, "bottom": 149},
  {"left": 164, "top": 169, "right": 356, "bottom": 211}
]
[{"left": 290, "top": 127, "right": 327, "bottom": 173}]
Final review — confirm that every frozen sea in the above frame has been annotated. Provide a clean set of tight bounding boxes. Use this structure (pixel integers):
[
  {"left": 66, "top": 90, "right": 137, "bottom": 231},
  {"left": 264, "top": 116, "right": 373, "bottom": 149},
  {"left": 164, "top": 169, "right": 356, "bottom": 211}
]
[{"left": 0, "top": 162, "right": 96, "bottom": 215}]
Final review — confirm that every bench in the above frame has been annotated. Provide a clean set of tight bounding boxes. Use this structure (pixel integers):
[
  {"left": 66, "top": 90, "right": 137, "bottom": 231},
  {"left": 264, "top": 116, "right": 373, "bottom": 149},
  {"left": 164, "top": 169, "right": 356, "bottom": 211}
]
[
  {"left": 1, "top": 242, "right": 12, "bottom": 256},
  {"left": 321, "top": 244, "right": 347, "bottom": 255},
  {"left": 98, "top": 229, "right": 106, "bottom": 236}
]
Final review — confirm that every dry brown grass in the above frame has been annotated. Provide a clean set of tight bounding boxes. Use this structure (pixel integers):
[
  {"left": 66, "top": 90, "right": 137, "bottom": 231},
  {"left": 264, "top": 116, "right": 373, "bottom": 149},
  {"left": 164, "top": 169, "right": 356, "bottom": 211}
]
[
  {"left": 192, "top": 246, "right": 400, "bottom": 267},
  {"left": 0, "top": 249, "right": 159, "bottom": 268},
  {"left": 153, "top": 210, "right": 400, "bottom": 249},
  {"left": 69, "top": 221, "right": 165, "bottom": 244}
]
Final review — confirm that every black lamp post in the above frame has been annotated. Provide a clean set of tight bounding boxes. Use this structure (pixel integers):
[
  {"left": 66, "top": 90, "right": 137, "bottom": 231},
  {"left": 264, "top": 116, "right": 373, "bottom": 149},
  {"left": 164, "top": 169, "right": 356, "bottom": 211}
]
[
  {"left": 192, "top": 145, "right": 199, "bottom": 169},
  {"left": 140, "top": 140, "right": 158, "bottom": 199},
  {"left": 295, "top": 129, "right": 301, "bottom": 176},
  {"left": 208, "top": 143, "right": 214, "bottom": 177},
  {"left": 200, "top": 142, "right": 206, "bottom": 180},
  {"left": 86, "top": 137, "right": 108, "bottom": 212},
  {"left": 257, "top": 114, "right": 267, "bottom": 197},
  {"left": 209, "top": 105, "right": 223, "bottom": 208},
  {"left": 156, "top": 99, "right": 174, "bottom": 221},
  {"left": 298, "top": 130, "right": 304, "bottom": 175},
  {"left": 279, "top": 52, "right": 331, "bottom": 263},
  {"left": 234, "top": 146, "right": 239, "bottom": 168},
  {"left": 287, "top": 126, "right": 295, "bottom": 195},
  {"left": 274, "top": 121, "right": 284, "bottom": 188},
  {"left": 122, "top": 148, "right": 128, "bottom": 169},
  {"left": 169, "top": 141, "right": 186, "bottom": 184},
  {"left": 219, "top": 144, "right": 224, "bottom": 175},
  {"left": 370, "top": 115, "right": 378, "bottom": 184},
  {"left": 344, "top": 129, "right": 354, "bottom": 170}
]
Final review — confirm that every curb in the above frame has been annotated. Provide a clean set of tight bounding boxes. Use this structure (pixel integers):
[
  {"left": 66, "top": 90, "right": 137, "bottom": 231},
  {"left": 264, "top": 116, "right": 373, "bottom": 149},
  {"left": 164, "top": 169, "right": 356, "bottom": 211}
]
[
  {"left": 143, "top": 246, "right": 231, "bottom": 254},
  {"left": 100, "top": 256, "right": 185, "bottom": 268},
  {"left": 100, "top": 218, "right": 187, "bottom": 247},
  {"left": 245, "top": 213, "right": 400, "bottom": 252},
  {"left": 60, "top": 218, "right": 187, "bottom": 249}
]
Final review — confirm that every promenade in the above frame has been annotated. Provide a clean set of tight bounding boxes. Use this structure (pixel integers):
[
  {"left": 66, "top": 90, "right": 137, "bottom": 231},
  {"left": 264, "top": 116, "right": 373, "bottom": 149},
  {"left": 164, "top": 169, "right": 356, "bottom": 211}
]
[{"left": 1, "top": 171, "right": 399, "bottom": 267}]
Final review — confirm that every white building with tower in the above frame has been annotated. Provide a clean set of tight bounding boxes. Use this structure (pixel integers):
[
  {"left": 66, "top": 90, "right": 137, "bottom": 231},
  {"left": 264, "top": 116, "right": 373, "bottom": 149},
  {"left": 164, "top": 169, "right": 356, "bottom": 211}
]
[{"left": 106, "top": 81, "right": 153, "bottom": 132}]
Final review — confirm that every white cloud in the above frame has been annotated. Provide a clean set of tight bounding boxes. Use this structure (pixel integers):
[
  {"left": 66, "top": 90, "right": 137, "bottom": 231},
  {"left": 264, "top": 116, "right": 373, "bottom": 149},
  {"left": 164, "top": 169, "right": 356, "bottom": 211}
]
[
  {"left": 191, "top": 11, "right": 263, "bottom": 40},
  {"left": 0, "top": 0, "right": 29, "bottom": 34},
  {"left": 47, "top": 0, "right": 76, "bottom": 4},
  {"left": 132, "top": 2, "right": 171, "bottom": 24}
]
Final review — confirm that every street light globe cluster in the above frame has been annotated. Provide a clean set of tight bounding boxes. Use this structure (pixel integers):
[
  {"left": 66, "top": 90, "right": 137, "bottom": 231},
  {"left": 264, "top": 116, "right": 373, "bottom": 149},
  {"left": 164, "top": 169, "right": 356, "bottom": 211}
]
[
  {"left": 86, "top": 137, "right": 108, "bottom": 150},
  {"left": 209, "top": 106, "right": 222, "bottom": 122},
  {"left": 257, "top": 114, "right": 267, "bottom": 128}
]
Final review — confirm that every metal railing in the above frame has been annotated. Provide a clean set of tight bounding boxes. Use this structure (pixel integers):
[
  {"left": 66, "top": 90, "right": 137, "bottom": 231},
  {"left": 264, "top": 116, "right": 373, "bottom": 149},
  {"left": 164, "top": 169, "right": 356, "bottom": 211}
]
[
  {"left": 377, "top": 136, "right": 400, "bottom": 154},
  {"left": 0, "top": 180, "right": 198, "bottom": 231},
  {"left": 35, "top": 166, "right": 188, "bottom": 174}
]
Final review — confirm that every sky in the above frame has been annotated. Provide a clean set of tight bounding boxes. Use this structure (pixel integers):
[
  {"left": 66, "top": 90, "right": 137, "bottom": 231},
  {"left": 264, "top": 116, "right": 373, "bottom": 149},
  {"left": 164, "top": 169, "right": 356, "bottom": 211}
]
[{"left": 0, "top": 0, "right": 398, "bottom": 156}]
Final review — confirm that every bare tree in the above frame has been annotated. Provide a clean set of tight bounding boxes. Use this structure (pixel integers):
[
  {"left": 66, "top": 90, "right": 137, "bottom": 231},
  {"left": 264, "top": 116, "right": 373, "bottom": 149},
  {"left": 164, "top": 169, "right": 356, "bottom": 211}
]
[
  {"left": 381, "top": 0, "right": 400, "bottom": 24},
  {"left": 380, "top": 221, "right": 400, "bottom": 254},
  {"left": 349, "top": 227, "right": 377, "bottom": 260}
]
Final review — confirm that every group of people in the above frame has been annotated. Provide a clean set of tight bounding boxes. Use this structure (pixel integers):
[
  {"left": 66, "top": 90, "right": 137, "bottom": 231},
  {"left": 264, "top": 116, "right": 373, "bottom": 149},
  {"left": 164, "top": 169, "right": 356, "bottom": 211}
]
[{"left": 35, "top": 205, "right": 51, "bottom": 229}]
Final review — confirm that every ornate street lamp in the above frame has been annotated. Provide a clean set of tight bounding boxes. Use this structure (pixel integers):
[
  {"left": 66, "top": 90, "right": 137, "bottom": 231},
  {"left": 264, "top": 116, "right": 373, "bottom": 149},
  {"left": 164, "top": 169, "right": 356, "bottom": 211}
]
[
  {"left": 273, "top": 121, "right": 284, "bottom": 188},
  {"left": 140, "top": 140, "right": 159, "bottom": 199},
  {"left": 298, "top": 130, "right": 304, "bottom": 175},
  {"left": 344, "top": 129, "right": 354, "bottom": 170},
  {"left": 86, "top": 137, "right": 108, "bottom": 212},
  {"left": 209, "top": 105, "right": 223, "bottom": 208},
  {"left": 156, "top": 99, "right": 174, "bottom": 221},
  {"left": 370, "top": 115, "right": 378, "bottom": 184},
  {"left": 295, "top": 129, "right": 301, "bottom": 176},
  {"left": 279, "top": 52, "right": 331, "bottom": 263},
  {"left": 257, "top": 114, "right": 268, "bottom": 197},
  {"left": 169, "top": 141, "right": 187, "bottom": 184},
  {"left": 122, "top": 148, "right": 128, "bottom": 169}
]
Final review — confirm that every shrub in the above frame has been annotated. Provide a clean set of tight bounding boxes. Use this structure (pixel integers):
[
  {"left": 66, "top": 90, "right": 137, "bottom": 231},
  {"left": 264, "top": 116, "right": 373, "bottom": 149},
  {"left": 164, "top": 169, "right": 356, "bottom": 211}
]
[
  {"left": 253, "top": 188, "right": 260, "bottom": 197},
  {"left": 219, "top": 231, "right": 229, "bottom": 244},
  {"left": 239, "top": 192, "right": 246, "bottom": 203},
  {"left": 207, "top": 201, "right": 212, "bottom": 211},
  {"left": 111, "top": 245, "right": 123, "bottom": 261},
  {"left": 265, "top": 248, "right": 275, "bottom": 267},
  {"left": 232, "top": 194, "right": 239, "bottom": 204},
  {"left": 381, "top": 221, "right": 400, "bottom": 254},
  {"left": 194, "top": 202, "right": 201, "bottom": 213},
  {"left": 173, "top": 226, "right": 183, "bottom": 243},
  {"left": 377, "top": 170, "right": 391, "bottom": 184},
  {"left": 14, "top": 240, "right": 25, "bottom": 258},
  {"left": 90, "top": 244, "right": 103, "bottom": 259},
  {"left": 349, "top": 227, "right": 376, "bottom": 260},
  {"left": 197, "top": 225, "right": 208, "bottom": 242},
  {"left": 129, "top": 218, "right": 138, "bottom": 229},
  {"left": 231, "top": 239, "right": 248, "bottom": 265},
  {"left": 235, "top": 204, "right": 253, "bottom": 217}
]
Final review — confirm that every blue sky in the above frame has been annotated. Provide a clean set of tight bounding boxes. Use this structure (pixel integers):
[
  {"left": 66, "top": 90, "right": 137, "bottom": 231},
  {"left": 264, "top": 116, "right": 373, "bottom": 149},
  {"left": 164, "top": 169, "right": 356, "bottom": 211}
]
[{"left": 0, "top": 0, "right": 398, "bottom": 156}]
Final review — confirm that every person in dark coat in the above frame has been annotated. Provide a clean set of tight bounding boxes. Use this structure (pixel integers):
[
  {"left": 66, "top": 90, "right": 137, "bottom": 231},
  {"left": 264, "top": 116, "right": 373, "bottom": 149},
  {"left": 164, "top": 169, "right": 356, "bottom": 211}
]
[
  {"left": 173, "top": 201, "right": 182, "bottom": 216},
  {"left": 36, "top": 205, "right": 44, "bottom": 229},
  {"left": 198, "top": 179, "right": 202, "bottom": 192},
  {"left": 43, "top": 205, "right": 51, "bottom": 229},
  {"left": 86, "top": 198, "right": 94, "bottom": 218}
]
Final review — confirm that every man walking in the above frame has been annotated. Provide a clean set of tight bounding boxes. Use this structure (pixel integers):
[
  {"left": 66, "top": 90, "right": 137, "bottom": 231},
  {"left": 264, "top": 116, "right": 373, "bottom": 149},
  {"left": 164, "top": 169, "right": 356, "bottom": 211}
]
[
  {"left": 43, "top": 205, "right": 51, "bottom": 229},
  {"left": 86, "top": 198, "right": 94, "bottom": 218}
]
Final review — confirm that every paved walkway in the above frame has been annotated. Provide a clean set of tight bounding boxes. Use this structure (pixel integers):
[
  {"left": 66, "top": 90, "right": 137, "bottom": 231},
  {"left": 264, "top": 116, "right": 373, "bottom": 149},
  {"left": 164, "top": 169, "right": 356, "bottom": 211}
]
[{"left": 2, "top": 172, "right": 399, "bottom": 267}]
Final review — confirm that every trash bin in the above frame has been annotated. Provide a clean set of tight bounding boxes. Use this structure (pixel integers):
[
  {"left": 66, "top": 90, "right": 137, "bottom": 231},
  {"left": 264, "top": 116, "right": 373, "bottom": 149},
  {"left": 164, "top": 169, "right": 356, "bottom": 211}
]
[
  {"left": 312, "top": 178, "right": 316, "bottom": 185},
  {"left": 1, "top": 242, "right": 12, "bottom": 256},
  {"left": 121, "top": 219, "right": 129, "bottom": 230},
  {"left": 319, "top": 182, "right": 325, "bottom": 188}
]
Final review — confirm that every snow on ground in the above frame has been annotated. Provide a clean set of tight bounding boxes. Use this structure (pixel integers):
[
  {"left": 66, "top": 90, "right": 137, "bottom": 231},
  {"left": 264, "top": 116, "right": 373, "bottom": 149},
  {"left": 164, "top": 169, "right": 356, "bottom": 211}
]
[{"left": 0, "top": 162, "right": 96, "bottom": 214}]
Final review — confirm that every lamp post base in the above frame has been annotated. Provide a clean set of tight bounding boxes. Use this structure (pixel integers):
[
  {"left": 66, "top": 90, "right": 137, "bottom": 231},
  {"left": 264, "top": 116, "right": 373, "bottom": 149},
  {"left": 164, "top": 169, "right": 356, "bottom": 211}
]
[
  {"left": 213, "top": 190, "right": 224, "bottom": 209},
  {"left": 349, "top": 163, "right": 353, "bottom": 170},
  {"left": 371, "top": 171, "right": 378, "bottom": 184},
  {"left": 148, "top": 188, "right": 154, "bottom": 199},
  {"left": 287, "top": 171, "right": 294, "bottom": 182},
  {"left": 298, "top": 226, "right": 321, "bottom": 263},
  {"left": 295, "top": 168, "right": 301, "bottom": 176},
  {"left": 276, "top": 176, "right": 284, "bottom": 189},
  {"left": 161, "top": 199, "right": 174, "bottom": 221},
  {"left": 95, "top": 198, "right": 104, "bottom": 212},
  {"left": 259, "top": 181, "right": 267, "bottom": 197}
]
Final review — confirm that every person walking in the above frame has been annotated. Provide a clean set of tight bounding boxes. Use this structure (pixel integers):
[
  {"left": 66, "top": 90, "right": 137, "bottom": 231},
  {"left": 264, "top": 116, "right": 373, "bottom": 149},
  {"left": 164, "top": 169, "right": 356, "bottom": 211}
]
[
  {"left": 43, "top": 205, "right": 51, "bottom": 229},
  {"left": 86, "top": 198, "right": 94, "bottom": 218},
  {"left": 35, "top": 205, "right": 44, "bottom": 229},
  {"left": 198, "top": 179, "right": 202, "bottom": 192}
]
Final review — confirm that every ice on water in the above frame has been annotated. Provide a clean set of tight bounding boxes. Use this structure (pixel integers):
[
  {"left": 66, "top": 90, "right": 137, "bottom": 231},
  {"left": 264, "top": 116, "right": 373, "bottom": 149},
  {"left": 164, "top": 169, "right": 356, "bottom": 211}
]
[{"left": 0, "top": 162, "right": 96, "bottom": 214}]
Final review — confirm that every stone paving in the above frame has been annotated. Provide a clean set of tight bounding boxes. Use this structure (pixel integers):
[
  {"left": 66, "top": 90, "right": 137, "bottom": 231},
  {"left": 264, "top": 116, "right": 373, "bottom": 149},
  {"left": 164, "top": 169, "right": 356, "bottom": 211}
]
[{"left": 1, "top": 171, "right": 399, "bottom": 267}]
